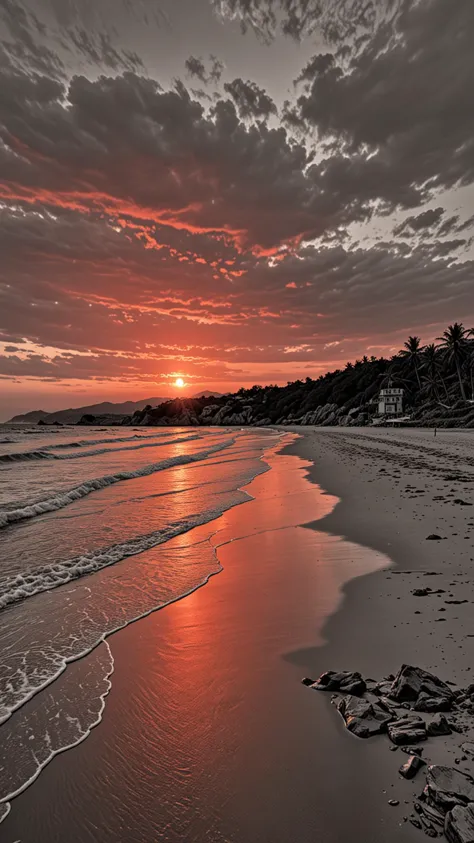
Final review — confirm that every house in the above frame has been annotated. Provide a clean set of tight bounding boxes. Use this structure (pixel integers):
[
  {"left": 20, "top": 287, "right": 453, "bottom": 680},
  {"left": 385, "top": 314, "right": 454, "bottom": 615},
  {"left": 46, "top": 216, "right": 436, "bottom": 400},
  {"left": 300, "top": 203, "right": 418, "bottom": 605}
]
[{"left": 378, "top": 386, "right": 404, "bottom": 416}]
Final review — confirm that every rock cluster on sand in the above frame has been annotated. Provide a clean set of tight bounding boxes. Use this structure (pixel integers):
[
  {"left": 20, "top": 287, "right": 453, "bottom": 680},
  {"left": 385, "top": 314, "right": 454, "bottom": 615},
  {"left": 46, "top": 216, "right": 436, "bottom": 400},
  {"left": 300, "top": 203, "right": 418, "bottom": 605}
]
[{"left": 302, "top": 664, "right": 474, "bottom": 840}]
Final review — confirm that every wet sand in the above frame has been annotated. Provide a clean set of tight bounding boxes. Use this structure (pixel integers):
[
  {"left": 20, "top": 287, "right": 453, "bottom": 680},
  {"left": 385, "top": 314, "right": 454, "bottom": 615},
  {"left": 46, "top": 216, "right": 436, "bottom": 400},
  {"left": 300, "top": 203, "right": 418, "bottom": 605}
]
[
  {"left": 1, "top": 436, "right": 422, "bottom": 843},
  {"left": 5, "top": 427, "right": 473, "bottom": 842}
]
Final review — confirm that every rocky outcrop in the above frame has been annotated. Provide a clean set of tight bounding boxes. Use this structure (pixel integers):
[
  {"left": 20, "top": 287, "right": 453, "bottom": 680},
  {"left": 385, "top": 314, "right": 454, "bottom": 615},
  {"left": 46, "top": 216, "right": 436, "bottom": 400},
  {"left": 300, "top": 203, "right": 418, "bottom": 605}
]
[
  {"left": 388, "top": 714, "right": 427, "bottom": 745},
  {"left": 389, "top": 664, "right": 454, "bottom": 711},
  {"left": 78, "top": 413, "right": 131, "bottom": 425},
  {"left": 303, "top": 665, "right": 474, "bottom": 840},
  {"left": 445, "top": 804, "right": 474, "bottom": 843},
  {"left": 424, "top": 766, "right": 474, "bottom": 813},
  {"left": 336, "top": 695, "right": 393, "bottom": 738},
  {"left": 308, "top": 670, "right": 367, "bottom": 696},
  {"left": 399, "top": 754, "right": 426, "bottom": 779}
]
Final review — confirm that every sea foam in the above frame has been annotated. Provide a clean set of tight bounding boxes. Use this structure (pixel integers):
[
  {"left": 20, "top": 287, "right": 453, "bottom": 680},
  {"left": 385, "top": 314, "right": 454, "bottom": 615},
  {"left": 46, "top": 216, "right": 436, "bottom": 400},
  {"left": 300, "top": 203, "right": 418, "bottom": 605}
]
[{"left": 0, "top": 438, "right": 233, "bottom": 529}]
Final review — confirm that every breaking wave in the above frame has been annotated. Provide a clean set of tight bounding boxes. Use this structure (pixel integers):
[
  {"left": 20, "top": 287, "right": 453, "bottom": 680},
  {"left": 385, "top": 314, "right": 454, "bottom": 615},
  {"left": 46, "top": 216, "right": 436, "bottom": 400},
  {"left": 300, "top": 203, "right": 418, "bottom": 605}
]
[
  {"left": 0, "top": 433, "right": 201, "bottom": 464},
  {"left": 0, "top": 506, "right": 239, "bottom": 611},
  {"left": 0, "top": 439, "right": 234, "bottom": 529}
]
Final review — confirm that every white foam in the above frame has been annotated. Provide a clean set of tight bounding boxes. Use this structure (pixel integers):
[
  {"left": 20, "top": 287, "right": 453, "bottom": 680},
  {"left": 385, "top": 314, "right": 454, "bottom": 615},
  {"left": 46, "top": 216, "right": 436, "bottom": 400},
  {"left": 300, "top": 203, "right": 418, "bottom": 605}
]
[
  {"left": 0, "top": 438, "right": 233, "bottom": 529},
  {"left": 0, "top": 433, "right": 201, "bottom": 463},
  {"left": 0, "top": 506, "right": 230, "bottom": 610},
  {"left": 0, "top": 431, "right": 197, "bottom": 463}
]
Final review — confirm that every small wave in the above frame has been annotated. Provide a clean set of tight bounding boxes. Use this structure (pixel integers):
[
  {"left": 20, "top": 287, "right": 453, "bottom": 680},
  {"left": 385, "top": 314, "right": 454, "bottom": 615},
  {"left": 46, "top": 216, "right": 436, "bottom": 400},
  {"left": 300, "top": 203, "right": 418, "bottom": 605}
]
[
  {"left": 0, "top": 505, "right": 236, "bottom": 611},
  {"left": 0, "top": 438, "right": 233, "bottom": 529},
  {"left": 0, "top": 433, "right": 201, "bottom": 464},
  {"left": 40, "top": 431, "right": 184, "bottom": 450}
]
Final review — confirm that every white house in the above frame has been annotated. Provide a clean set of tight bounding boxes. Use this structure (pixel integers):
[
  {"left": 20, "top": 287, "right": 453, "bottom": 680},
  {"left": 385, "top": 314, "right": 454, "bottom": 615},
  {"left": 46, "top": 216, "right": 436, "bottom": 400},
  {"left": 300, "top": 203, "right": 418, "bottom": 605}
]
[{"left": 378, "top": 387, "right": 404, "bottom": 416}]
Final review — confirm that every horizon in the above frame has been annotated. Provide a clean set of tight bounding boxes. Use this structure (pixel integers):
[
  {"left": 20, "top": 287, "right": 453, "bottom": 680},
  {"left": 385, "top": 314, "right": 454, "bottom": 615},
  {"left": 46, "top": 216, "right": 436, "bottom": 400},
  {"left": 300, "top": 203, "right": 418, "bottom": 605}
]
[{"left": 1, "top": 0, "right": 474, "bottom": 419}]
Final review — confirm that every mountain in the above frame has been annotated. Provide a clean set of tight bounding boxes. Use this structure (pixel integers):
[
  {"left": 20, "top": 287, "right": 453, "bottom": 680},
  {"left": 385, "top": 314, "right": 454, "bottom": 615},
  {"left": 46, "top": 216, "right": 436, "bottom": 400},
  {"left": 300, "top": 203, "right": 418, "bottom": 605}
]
[
  {"left": 7, "top": 410, "right": 50, "bottom": 424},
  {"left": 7, "top": 392, "right": 223, "bottom": 425},
  {"left": 8, "top": 397, "right": 168, "bottom": 425}
]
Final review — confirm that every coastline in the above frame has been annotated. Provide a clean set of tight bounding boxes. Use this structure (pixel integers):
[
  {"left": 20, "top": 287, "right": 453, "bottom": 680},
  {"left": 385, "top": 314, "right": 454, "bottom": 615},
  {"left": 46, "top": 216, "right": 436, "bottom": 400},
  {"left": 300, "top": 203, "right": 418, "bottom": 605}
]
[
  {"left": 283, "top": 426, "right": 474, "bottom": 680},
  {"left": 2, "top": 426, "right": 473, "bottom": 840},
  {"left": 284, "top": 427, "right": 474, "bottom": 778}
]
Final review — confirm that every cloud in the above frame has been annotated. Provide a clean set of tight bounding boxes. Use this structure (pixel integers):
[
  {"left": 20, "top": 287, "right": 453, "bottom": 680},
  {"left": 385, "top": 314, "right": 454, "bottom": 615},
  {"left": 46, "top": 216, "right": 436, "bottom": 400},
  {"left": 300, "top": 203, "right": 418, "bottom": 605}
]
[
  {"left": 393, "top": 207, "right": 445, "bottom": 237},
  {"left": 213, "top": 0, "right": 394, "bottom": 43},
  {"left": 294, "top": 0, "right": 474, "bottom": 217},
  {"left": 185, "top": 53, "right": 225, "bottom": 85},
  {"left": 223, "top": 78, "right": 277, "bottom": 119},
  {"left": 185, "top": 55, "right": 208, "bottom": 83},
  {"left": 0, "top": 66, "right": 378, "bottom": 251},
  {"left": 1, "top": 0, "right": 474, "bottom": 404}
]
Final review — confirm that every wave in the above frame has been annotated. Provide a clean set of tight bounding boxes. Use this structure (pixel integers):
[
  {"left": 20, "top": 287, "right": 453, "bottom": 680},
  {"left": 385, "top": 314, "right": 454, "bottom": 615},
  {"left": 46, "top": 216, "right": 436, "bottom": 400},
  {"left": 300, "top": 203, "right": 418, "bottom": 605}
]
[
  {"left": 0, "top": 433, "right": 202, "bottom": 464},
  {"left": 0, "top": 504, "right": 240, "bottom": 612},
  {"left": 0, "top": 438, "right": 234, "bottom": 529}
]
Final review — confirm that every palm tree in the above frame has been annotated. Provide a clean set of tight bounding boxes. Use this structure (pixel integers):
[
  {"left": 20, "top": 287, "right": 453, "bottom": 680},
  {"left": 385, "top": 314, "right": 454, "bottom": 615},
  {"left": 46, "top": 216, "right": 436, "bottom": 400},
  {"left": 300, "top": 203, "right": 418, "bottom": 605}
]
[
  {"left": 436, "top": 323, "right": 474, "bottom": 400},
  {"left": 421, "top": 343, "right": 449, "bottom": 402},
  {"left": 399, "top": 336, "right": 423, "bottom": 389}
]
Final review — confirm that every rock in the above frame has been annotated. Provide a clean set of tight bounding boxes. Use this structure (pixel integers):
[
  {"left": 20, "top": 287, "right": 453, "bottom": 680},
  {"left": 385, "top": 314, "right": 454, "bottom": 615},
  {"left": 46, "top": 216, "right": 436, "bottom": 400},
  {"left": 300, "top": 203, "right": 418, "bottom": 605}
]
[
  {"left": 401, "top": 746, "right": 424, "bottom": 756},
  {"left": 427, "top": 713, "right": 452, "bottom": 736},
  {"left": 301, "top": 677, "right": 315, "bottom": 687},
  {"left": 414, "top": 691, "right": 453, "bottom": 712},
  {"left": 309, "top": 670, "right": 367, "bottom": 696},
  {"left": 389, "top": 664, "right": 454, "bottom": 711},
  {"left": 399, "top": 754, "right": 426, "bottom": 779},
  {"left": 423, "top": 766, "right": 474, "bottom": 813},
  {"left": 460, "top": 742, "right": 474, "bottom": 757},
  {"left": 426, "top": 534, "right": 444, "bottom": 540},
  {"left": 412, "top": 588, "right": 433, "bottom": 596},
  {"left": 373, "top": 680, "right": 393, "bottom": 697},
  {"left": 388, "top": 799, "right": 400, "bottom": 806},
  {"left": 336, "top": 694, "right": 393, "bottom": 738},
  {"left": 388, "top": 714, "right": 427, "bottom": 745},
  {"left": 445, "top": 804, "right": 474, "bottom": 843}
]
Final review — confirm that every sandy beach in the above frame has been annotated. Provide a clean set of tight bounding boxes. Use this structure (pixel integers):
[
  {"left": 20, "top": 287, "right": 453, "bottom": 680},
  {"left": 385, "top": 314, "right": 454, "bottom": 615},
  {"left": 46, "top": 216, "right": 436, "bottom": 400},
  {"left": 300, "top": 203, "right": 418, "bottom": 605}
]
[{"left": 2, "top": 427, "right": 474, "bottom": 842}]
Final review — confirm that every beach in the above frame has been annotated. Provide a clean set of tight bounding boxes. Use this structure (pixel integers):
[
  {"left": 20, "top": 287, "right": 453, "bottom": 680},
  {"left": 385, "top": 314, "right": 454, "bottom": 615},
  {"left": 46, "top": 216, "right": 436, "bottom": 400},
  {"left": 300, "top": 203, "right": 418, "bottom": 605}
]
[{"left": 1, "top": 427, "right": 473, "bottom": 841}]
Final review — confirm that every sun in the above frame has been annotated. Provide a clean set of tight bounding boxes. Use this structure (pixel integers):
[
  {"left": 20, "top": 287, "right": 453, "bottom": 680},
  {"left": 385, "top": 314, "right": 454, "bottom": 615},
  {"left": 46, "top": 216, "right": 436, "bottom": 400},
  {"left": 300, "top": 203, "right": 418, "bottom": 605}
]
[{"left": 175, "top": 377, "right": 185, "bottom": 389}]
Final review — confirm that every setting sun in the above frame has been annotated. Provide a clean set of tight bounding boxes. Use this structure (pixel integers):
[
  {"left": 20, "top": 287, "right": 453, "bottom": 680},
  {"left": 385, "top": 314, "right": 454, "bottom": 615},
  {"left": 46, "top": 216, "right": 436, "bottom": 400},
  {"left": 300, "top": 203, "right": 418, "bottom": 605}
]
[{"left": 175, "top": 377, "right": 185, "bottom": 389}]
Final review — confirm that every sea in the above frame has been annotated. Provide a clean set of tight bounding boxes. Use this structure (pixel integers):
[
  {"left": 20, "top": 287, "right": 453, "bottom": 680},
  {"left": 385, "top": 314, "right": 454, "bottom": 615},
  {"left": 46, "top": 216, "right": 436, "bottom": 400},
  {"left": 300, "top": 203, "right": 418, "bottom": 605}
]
[{"left": 0, "top": 423, "right": 284, "bottom": 824}]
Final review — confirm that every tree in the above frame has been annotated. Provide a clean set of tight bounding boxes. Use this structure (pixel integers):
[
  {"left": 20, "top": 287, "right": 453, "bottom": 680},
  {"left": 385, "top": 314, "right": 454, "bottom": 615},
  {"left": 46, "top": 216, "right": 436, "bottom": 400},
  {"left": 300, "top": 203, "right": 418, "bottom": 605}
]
[
  {"left": 436, "top": 323, "right": 474, "bottom": 401},
  {"left": 421, "top": 343, "right": 448, "bottom": 402},
  {"left": 399, "top": 336, "right": 423, "bottom": 389}
]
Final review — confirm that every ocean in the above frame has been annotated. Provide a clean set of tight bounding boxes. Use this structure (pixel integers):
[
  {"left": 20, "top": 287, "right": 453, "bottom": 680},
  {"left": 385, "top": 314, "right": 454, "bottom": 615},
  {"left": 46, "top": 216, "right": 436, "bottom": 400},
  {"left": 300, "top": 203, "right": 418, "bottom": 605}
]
[{"left": 0, "top": 424, "right": 283, "bottom": 824}]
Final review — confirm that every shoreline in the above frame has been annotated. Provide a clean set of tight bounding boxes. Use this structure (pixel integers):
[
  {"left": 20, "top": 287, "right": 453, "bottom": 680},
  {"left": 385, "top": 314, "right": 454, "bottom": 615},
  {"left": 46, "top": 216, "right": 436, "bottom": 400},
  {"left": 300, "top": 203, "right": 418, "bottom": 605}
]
[
  {"left": 2, "top": 426, "right": 473, "bottom": 841},
  {"left": 283, "top": 426, "right": 474, "bottom": 677},
  {"left": 284, "top": 428, "right": 474, "bottom": 775},
  {"left": 1, "top": 432, "right": 412, "bottom": 843}
]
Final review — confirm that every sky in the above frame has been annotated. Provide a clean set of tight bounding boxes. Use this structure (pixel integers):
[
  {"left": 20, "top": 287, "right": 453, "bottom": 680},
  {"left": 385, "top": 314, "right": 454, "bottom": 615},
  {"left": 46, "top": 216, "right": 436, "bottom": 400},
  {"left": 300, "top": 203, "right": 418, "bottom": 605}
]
[{"left": 1, "top": 0, "right": 474, "bottom": 419}]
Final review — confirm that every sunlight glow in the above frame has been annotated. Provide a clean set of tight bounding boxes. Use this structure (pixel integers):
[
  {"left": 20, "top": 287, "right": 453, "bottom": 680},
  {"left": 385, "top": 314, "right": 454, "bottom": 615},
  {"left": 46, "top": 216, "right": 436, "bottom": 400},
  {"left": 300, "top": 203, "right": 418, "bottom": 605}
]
[{"left": 175, "top": 377, "right": 185, "bottom": 388}]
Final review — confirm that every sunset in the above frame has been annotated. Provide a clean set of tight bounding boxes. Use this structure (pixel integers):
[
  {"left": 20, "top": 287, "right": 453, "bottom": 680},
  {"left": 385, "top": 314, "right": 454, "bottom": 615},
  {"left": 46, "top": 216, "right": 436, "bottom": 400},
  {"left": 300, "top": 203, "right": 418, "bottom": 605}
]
[{"left": 1, "top": 2, "right": 474, "bottom": 841}]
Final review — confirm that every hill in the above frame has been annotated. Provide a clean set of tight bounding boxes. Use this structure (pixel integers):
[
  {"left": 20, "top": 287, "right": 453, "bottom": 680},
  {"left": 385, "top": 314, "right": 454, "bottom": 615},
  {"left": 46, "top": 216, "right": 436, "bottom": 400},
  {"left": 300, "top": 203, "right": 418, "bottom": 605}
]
[
  {"left": 7, "top": 392, "right": 223, "bottom": 425},
  {"left": 78, "top": 323, "right": 474, "bottom": 429},
  {"left": 8, "top": 397, "right": 168, "bottom": 425}
]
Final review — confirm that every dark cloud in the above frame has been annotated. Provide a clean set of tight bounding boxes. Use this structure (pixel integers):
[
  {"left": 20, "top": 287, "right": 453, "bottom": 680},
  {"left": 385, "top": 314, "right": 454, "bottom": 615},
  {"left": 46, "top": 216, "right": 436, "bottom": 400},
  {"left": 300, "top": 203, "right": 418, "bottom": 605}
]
[
  {"left": 0, "top": 0, "right": 65, "bottom": 77},
  {"left": 393, "top": 208, "right": 445, "bottom": 238},
  {"left": 185, "top": 55, "right": 207, "bottom": 83},
  {"left": 1, "top": 0, "right": 474, "bottom": 405},
  {"left": 295, "top": 0, "right": 474, "bottom": 217},
  {"left": 223, "top": 78, "right": 277, "bottom": 119},
  {"left": 295, "top": 53, "right": 336, "bottom": 84},
  {"left": 185, "top": 53, "right": 225, "bottom": 85},
  {"left": 209, "top": 54, "right": 224, "bottom": 82},
  {"left": 65, "top": 27, "right": 145, "bottom": 73},
  {"left": 0, "top": 66, "right": 379, "bottom": 250},
  {"left": 213, "top": 0, "right": 394, "bottom": 43}
]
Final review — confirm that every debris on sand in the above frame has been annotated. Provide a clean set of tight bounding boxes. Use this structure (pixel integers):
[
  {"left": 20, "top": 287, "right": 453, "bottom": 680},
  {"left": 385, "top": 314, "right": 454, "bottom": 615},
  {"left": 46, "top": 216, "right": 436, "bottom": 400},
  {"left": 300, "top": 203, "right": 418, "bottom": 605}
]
[{"left": 302, "top": 666, "right": 474, "bottom": 840}]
